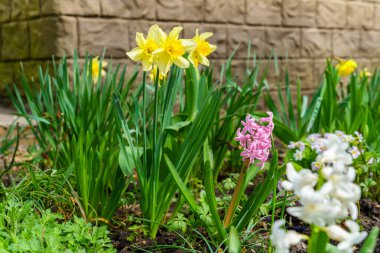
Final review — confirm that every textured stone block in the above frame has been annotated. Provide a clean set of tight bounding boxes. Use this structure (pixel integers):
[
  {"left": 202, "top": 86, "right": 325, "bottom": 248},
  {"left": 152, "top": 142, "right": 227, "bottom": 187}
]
[
  {"left": 30, "top": 17, "right": 77, "bottom": 58},
  {"left": 41, "top": 0, "right": 101, "bottom": 16},
  {"left": 283, "top": 59, "right": 315, "bottom": 89},
  {"left": 246, "top": 0, "right": 282, "bottom": 25},
  {"left": 205, "top": 0, "right": 245, "bottom": 24},
  {"left": 0, "top": 0, "right": 11, "bottom": 23},
  {"left": 21, "top": 61, "right": 47, "bottom": 82},
  {"left": 317, "top": 0, "right": 346, "bottom": 28},
  {"left": 101, "top": 0, "right": 155, "bottom": 19},
  {"left": 266, "top": 28, "right": 301, "bottom": 58},
  {"left": 0, "top": 62, "right": 16, "bottom": 92},
  {"left": 230, "top": 59, "right": 246, "bottom": 81},
  {"left": 347, "top": 2, "right": 374, "bottom": 29},
  {"left": 332, "top": 31, "right": 360, "bottom": 57},
  {"left": 11, "top": 0, "right": 39, "bottom": 19},
  {"left": 374, "top": 4, "right": 380, "bottom": 30},
  {"left": 256, "top": 59, "right": 281, "bottom": 85},
  {"left": 228, "top": 27, "right": 267, "bottom": 59},
  {"left": 1, "top": 22, "right": 29, "bottom": 60},
  {"left": 313, "top": 59, "right": 327, "bottom": 85},
  {"left": 301, "top": 29, "right": 332, "bottom": 58},
  {"left": 128, "top": 21, "right": 154, "bottom": 49},
  {"left": 79, "top": 18, "right": 128, "bottom": 58},
  {"left": 283, "top": 0, "right": 317, "bottom": 27},
  {"left": 360, "top": 31, "right": 380, "bottom": 57},
  {"left": 158, "top": 0, "right": 203, "bottom": 22},
  {"left": 183, "top": 23, "right": 227, "bottom": 58}
]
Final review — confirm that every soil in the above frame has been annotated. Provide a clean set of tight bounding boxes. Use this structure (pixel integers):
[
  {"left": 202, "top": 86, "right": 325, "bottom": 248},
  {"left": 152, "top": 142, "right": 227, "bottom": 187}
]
[{"left": 109, "top": 199, "right": 380, "bottom": 252}]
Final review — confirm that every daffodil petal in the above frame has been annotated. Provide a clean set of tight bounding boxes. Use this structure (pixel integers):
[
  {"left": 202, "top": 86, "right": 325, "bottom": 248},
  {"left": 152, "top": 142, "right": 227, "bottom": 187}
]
[
  {"left": 173, "top": 56, "right": 189, "bottom": 69},
  {"left": 152, "top": 47, "right": 165, "bottom": 56},
  {"left": 199, "top": 32, "right": 213, "bottom": 41},
  {"left": 147, "top": 24, "right": 159, "bottom": 40},
  {"left": 198, "top": 54, "right": 209, "bottom": 66},
  {"left": 127, "top": 48, "right": 144, "bottom": 61},
  {"left": 136, "top": 33, "right": 146, "bottom": 48},
  {"left": 155, "top": 26, "right": 167, "bottom": 45},
  {"left": 180, "top": 39, "right": 196, "bottom": 51},
  {"left": 209, "top": 44, "right": 217, "bottom": 54},
  {"left": 155, "top": 53, "right": 172, "bottom": 75},
  {"left": 141, "top": 58, "right": 153, "bottom": 72},
  {"left": 188, "top": 51, "right": 195, "bottom": 65},
  {"left": 169, "top": 26, "right": 183, "bottom": 40}
]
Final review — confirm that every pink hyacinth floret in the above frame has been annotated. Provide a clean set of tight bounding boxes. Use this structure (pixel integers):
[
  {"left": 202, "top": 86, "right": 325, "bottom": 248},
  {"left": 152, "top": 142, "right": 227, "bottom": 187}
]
[{"left": 235, "top": 112, "right": 274, "bottom": 166}]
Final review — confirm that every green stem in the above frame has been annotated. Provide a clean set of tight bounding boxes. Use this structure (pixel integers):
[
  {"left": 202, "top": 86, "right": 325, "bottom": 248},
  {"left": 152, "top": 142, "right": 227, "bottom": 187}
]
[
  {"left": 280, "top": 191, "right": 288, "bottom": 219},
  {"left": 142, "top": 71, "right": 153, "bottom": 227},
  {"left": 185, "top": 67, "right": 198, "bottom": 121},
  {"left": 271, "top": 168, "right": 278, "bottom": 225},
  {"left": 224, "top": 160, "right": 249, "bottom": 228},
  {"left": 149, "top": 70, "right": 160, "bottom": 238},
  {"left": 308, "top": 225, "right": 328, "bottom": 253}
]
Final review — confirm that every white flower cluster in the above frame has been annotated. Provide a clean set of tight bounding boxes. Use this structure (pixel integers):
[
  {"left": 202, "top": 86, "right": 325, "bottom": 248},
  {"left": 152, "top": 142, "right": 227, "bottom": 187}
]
[
  {"left": 288, "top": 131, "right": 364, "bottom": 162},
  {"left": 271, "top": 134, "right": 367, "bottom": 253}
]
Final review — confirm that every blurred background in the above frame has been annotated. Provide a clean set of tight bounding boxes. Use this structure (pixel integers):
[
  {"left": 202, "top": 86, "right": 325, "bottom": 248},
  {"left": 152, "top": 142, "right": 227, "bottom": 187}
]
[{"left": 0, "top": 0, "right": 379, "bottom": 102}]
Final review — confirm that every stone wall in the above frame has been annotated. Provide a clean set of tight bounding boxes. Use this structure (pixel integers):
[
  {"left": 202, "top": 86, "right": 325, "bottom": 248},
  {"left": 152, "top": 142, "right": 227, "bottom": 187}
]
[{"left": 1, "top": 0, "right": 380, "bottom": 99}]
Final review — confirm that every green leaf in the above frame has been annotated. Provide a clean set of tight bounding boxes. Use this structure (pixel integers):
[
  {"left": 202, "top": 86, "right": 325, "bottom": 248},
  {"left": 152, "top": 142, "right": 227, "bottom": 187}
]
[
  {"left": 163, "top": 155, "right": 198, "bottom": 212},
  {"left": 359, "top": 227, "right": 379, "bottom": 253},
  {"left": 164, "top": 121, "right": 192, "bottom": 136},
  {"left": 118, "top": 146, "right": 143, "bottom": 176},
  {"left": 228, "top": 226, "right": 242, "bottom": 253},
  {"left": 308, "top": 226, "right": 328, "bottom": 253}
]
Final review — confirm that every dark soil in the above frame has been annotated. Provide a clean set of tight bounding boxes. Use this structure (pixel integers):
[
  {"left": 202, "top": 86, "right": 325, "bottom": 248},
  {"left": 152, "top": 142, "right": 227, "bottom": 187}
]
[{"left": 109, "top": 199, "right": 380, "bottom": 253}]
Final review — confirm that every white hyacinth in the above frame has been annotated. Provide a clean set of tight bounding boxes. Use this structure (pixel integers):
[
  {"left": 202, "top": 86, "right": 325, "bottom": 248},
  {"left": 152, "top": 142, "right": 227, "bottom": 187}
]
[
  {"left": 326, "top": 220, "right": 367, "bottom": 253},
  {"left": 287, "top": 186, "right": 346, "bottom": 227},
  {"left": 281, "top": 163, "right": 318, "bottom": 195},
  {"left": 270, "top": 220, "right": 305, "bottom": 253},
  {"left": 277, "top": 132, "right": 368, "bottom": 252}
]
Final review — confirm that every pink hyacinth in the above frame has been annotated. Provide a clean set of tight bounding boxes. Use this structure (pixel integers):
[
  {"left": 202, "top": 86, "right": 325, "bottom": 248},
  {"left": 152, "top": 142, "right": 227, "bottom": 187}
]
[{"left": 235, "top": 112, "right": 274, "bottom": 166}]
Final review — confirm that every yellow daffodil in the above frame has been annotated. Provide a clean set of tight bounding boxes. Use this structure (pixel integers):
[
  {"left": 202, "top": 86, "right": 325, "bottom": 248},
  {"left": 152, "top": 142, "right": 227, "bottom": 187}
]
[
  {"left": 149, "top": 65, "right": 167, "bottom": 83},
  {"left": 335, "top": 59, "right": 357, "bottom": 77},
  {"left": 126, "top": 25, "right": 159, "bottom": 71},
  {"left": 359, "top": 68, "right": 372, "bottom": 79},
  {"left": 189, "top": 29, "right": 217, "bottom": 67},
  {"left": 152, "top": 26, "right": 196, "bottom": 75},
  {"left": 90, "top": 56, "right": 107, "bottom": 83}
]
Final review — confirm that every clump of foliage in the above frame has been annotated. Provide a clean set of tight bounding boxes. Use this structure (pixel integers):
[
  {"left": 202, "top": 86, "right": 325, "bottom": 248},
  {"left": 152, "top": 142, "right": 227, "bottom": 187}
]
[{"left": 0, "top": 196, "right": 115, "bottom": 252}]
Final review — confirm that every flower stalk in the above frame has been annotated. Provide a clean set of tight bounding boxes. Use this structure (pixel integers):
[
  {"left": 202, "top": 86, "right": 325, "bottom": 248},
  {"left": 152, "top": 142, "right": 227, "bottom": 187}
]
[{"left": 223, "top": 160, "right": 249, "bottom": 228}]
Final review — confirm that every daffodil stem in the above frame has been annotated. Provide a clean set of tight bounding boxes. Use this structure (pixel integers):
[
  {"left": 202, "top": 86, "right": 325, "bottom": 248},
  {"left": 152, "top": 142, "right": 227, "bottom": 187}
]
[
  {"left": 150, "top": 69, "right": 160, "bottom": 237},
  {"left": 142, "top": 71, "right": 152, "bottom": 227},
  {"left": 224, "top": 160, "right": 249, "bottom": 228}
]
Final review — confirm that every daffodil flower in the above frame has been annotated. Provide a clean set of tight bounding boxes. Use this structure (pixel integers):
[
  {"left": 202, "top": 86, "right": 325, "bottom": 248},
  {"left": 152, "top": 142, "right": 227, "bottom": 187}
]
[
  {"left": 126, "top": 25, "right": 159, "bottom": 71},
  {"left": 336, "top": 59, "right": 357, "bottom": 76},
  {"left": 90, "top": 56, "right": 107, "bottom": 83},
  {"left": 149, "top": 65, "right": 167, "bottom": 84},
  {"left": 153, "top": 26, "right": 196, "bottom": 75},
  {"left": 189, "top": 29, "right": 217, "bottom": 67},
  {"left": 359, "top": 68, "right": 371, "bottom": 79}
]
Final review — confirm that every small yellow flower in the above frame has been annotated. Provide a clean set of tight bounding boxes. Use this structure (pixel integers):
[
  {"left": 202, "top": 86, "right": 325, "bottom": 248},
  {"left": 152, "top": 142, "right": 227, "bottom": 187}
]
[
  {"left": 153, "top": 26, "right": 196, "bottom": 75},
  {"left": 335, "top": 59, "right": 357, "bottom": 76},
  {"left": 189, "top": 29, "right": 217, "bottom": 67},
  {"left": 126, "top": 25, "right": 159, "bottom": 71},
  {"left": 90, "top": 56, "right": 107, "bottom": 83},
  {"left": 149, "top": 65, "right": 167, "bottom": 83},
  {"left": 359, "top": 68, "right": 372, "bottom": 79}
]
